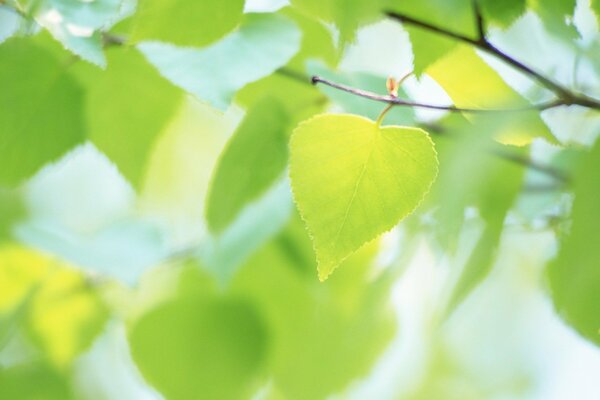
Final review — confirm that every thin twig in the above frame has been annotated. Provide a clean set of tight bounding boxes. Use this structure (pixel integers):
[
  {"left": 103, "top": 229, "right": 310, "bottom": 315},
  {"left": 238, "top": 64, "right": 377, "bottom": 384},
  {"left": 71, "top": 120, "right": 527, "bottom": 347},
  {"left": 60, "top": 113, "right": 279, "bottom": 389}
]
[
  {"left": 473, "top": 0, "right": 486, "bottom": 42},
  {"left": 311, "top": 75, "right": 565, "bottom": 112},
  {"left": 385, "top": 10, "right": 600, "bottom": 110}
]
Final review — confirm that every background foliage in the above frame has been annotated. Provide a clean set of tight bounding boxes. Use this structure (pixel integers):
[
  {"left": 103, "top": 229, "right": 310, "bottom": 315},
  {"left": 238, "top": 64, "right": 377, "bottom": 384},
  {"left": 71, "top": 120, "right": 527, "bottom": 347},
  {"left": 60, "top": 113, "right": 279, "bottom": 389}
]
[{"left": 1, "top": 0, "right": 600, "bottom": 399}]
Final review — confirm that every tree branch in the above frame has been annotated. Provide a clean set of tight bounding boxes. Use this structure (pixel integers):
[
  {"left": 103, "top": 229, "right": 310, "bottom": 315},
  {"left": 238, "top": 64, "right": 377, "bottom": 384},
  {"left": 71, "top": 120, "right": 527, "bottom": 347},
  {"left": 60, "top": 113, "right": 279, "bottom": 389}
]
[
  {"left": 311, "top": 75, "right": 565, "bottom": 112},
  {"left": 385, "top": 10, "right": 600, "bottom": 110},
  {"left": 473, "top": 0, "right": 486, "bottom": 43}
]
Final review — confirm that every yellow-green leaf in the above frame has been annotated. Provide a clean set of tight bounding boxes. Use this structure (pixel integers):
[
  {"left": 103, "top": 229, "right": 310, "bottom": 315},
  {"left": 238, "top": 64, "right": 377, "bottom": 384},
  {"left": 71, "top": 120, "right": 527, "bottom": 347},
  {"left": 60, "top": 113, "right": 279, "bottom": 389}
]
[
  {"left": 427, "top": 45, "right": 557, "bottom": 145},
  {"left": 290, "top": 114, "right": 438, "bottom": 280}
]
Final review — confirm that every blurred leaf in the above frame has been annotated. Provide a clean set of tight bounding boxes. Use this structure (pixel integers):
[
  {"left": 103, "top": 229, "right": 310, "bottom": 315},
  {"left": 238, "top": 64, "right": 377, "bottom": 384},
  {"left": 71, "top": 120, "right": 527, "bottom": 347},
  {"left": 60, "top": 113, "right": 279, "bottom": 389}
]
[
  {"left": 593, "top": 0, "right": 600, "bottom": 24},
  {"left": 290, "top": 114, "right": 438, "bottom": 280},
  {"left": 236, "top": 72, "right": 325, "bottom": 126},
  {"left": 74, "top": 47, "right": 182, "bottom": 187},
  {"left": 282, "top": 7, "right": 338, "bottom": 71},
  {"left": 549, "top": 139, "right": 600, "bottom": 346},
  {"left": 427, "top": 45, "right": 557, "bottom": 145},
  {"left": 199, "top": 178, "right": 293, "bottom": 284},
  {"left": 206, "top": 97, "right": 290, "bottom": 233},
  {"left": 477, "top": 0, "right": 526, "bottom": 28},
  {"left": 0, "top": 189, "right": 25, "bottom": 241},
  {"left": 0, "top": 37, "right": 84, "bottom": 186},
  {"left": 426, "top": 114, "right": 526, "bottom": 312},
  {"left": 48, "top": 0, "right": 122, "bottom": 29},
  {"left": 138, "top": 13, "right": 301, "bottom": 110},
  {"left": 26, "top": 267, "right": 109, "bottom": 368},
  {"left": 307, "top": 61, "right": 416, "bottom": 125},
  {"left": 388, "top": 0, "right": 476, "bottom": 75},
  {"left": 0, "top": 7, "right": 22, "bottom": 44},
  {"left": 131, "top": 0, "right": 245, "bottom": 47},
  {"left": 0, "top": 362, "right": 74, "bottom": 400},
  {"left": 37, "top": 19, "right": 106, "bottom": 67},
  {"left": 0, "top": 246, "right": 49, "bottom": 314},
  {"left": 232, "top": 215, "right": 396, "bottom": 399},
  {"left": 291, "top": 0, "right": 384, "bottom": 47},
  {"left": 529, "top": 0, "right": 579, "bottom": 41},
  {"left": 0, "top": 246, "right": 108, "bottom": 366},
  {"left": 129, "top": 296, "right": 268, "bottom": 400},
  {"left": 15, "top": 218, "right": 168, "bottom": 286}
]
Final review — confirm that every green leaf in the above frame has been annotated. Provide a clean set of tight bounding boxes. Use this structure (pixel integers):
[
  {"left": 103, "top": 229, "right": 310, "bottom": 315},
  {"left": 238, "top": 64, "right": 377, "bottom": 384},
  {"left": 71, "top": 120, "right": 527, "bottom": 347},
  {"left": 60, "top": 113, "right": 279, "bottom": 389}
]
[
  {"left": 74, "top": 47, "right": 182, "bottom": 188},
  {"left": 549, "top": 139, "right": 600, "bottom": 346},
  {"left": 0, "top": 362, "right": 74, "bottom": 400},
  {"left": 131, "top": 0, "right": 245, "bottom": 47},
  {"left": 138, "top": 13, "right": 301, "bottom": 110},
  {"left": 477, "top": 0, "right": 526, "bottom": 28},
  {"left": 593, "top": 0, "right": 600, "bottom": 24},
  {"left": 206, "top": 97, "right": 290, "bottom": 233},
  {"left": 427, "top": 45, "right": 557, "bottom": 145},
  {"left": 129, "top": 296, "right": 268, "bottom": 400},
  {"left": 0, "top": 37, "right": 85, "bottom": 186},
  {"left": 290, "top": 114, "right": 438, "bottom": 280}
]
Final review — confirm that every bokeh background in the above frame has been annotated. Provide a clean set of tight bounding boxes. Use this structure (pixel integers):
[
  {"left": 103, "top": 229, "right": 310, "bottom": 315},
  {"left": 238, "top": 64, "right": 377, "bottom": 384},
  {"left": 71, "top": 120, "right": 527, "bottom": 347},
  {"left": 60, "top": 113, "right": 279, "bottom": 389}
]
[{"left": 1, "top": 0, "right": 600, "bottom": 399}]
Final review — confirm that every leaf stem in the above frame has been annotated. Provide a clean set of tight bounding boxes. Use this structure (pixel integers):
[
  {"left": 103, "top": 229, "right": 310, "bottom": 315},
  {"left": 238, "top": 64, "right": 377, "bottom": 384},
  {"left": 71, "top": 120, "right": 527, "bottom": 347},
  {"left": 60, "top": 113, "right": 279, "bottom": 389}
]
[{"left": 376, "top": 103, "right": 394, "bottom": 126}]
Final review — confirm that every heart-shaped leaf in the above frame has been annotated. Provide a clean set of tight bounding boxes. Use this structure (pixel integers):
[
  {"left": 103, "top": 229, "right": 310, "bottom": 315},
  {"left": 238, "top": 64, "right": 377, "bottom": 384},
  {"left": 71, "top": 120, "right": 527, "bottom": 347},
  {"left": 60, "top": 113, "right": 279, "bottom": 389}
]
[{"left": 290, "top": 114, "right": 438, "bottom": 280}]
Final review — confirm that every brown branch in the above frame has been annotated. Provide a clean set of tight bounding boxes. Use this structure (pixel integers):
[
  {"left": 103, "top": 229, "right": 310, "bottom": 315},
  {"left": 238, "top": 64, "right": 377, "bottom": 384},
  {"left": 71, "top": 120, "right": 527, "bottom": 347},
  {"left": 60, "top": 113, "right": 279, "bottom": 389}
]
[
  {"left": 311, "top": 75, "right": 565, "bottom": 113},
  {"left": 385, "top": 10, "right": 600, "bottom": 110}
]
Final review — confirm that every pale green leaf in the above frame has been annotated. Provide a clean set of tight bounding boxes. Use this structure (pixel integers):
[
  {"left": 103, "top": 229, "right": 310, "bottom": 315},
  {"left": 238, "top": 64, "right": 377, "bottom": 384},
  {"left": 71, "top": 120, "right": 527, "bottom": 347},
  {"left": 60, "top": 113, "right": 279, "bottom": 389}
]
[
  {"left": 138, "top": 13, "right": 301, "bottom": 110},
  {"left": 0, "top": 38, "right": 85, "bottom": 186},
  {"left": 74, "top": 47, "right": 182, "bottom": 187},
  {"left": 427, "top": 45, "right": 557, "bottom": 145},
  {"left": 48, "top": 0, "right": 122, "bottom": 29},
  {"left": 131, "top": 0, "right": 245, "bottom": 47},
  {"left": 129, "top": 296, "right": 268, "bottom": 400},
  {"left": 41, "top": 22, "right": 106, "bottom": 67},
  {"left": 206, "top": 97, "right": 290, "bottom": 233},
  {"left": 290, "top": 114, "right": 438, "bottom": 280},
  {"left": 0, "top": 7, "right": 21, "bottom": 44},
  {"left": 549, "top": 139, "right": 600, "bottom": 346}
]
